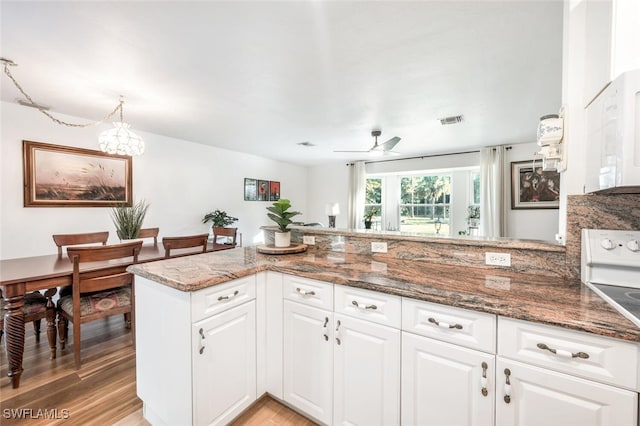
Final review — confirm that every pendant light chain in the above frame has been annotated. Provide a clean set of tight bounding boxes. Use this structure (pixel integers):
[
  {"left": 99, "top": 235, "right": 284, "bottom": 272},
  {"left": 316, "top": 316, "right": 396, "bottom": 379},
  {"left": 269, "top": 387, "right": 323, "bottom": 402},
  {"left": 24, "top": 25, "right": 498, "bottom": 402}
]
[{"left": 2, "top": 61, "right": 123, "bottom": 128}]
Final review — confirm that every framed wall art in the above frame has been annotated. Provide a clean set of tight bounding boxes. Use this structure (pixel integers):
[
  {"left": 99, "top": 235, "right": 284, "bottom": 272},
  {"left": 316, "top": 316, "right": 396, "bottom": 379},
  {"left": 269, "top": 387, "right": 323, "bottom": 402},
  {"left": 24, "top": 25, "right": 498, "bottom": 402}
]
[
  {"left": 23, "top": 140, "right": 132, "bottom": 207},
  {"left": 244, "top": 178, "right": 257, "bottom": 201},
  {"left": 269, "top": 181, "right": 280, "bottom": 201},
  {"left": 511, "top": 160, "right": 560, "bottom": 209},
  {"left": 257, "top": 179, "right": 269, "bottom": 201}
]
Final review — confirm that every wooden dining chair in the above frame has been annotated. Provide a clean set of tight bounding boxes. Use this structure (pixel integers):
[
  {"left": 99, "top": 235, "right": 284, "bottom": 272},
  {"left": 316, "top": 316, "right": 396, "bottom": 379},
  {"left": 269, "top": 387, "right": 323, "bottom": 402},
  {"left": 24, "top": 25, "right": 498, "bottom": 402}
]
[
  {"left": 137, "top": 227, "right": 159, "bottom": 246},
  {"left": 52, "top": 231, "right": 109, "bottom": 258},
  {"left": 162, "top": 234, "right": 209, "bottom": 258},
  {"left": 0, "top": 288, "right": 58, "bottom": 359},
  {"left": 57, "top": 241, "right": 142, "bottom": 369},
  {"left": 212, "top": 227, "right": 237, "bottom": 246}
]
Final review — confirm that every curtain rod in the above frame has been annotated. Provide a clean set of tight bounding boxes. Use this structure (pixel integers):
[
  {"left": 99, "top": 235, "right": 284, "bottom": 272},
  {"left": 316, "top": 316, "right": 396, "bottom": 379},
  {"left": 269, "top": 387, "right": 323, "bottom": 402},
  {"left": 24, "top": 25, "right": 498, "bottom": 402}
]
[
  {"left": 345, "top": 145, "right": 512, "bottom": 166},
  {"left": 363, "top": 149, "right": 480, "bottom": 164}
]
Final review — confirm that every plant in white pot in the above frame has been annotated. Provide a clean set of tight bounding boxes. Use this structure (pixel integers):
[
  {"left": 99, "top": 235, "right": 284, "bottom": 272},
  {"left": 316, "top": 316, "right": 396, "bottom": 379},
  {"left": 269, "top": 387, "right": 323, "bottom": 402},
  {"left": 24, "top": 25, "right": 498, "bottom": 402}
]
[
  {"left": 266, "top": 198, "right": 301, "bottom": 247},
  {"left": 111, "top": 199, "right": 150, "bottom": 240}
]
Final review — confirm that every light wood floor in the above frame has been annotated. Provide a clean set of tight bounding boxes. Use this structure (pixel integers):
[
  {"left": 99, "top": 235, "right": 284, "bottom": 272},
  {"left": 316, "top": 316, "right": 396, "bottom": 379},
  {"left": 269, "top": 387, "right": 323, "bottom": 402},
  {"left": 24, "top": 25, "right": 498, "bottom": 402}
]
[{"left": 1, "top": 316, "right": 315, "bottom": 425}]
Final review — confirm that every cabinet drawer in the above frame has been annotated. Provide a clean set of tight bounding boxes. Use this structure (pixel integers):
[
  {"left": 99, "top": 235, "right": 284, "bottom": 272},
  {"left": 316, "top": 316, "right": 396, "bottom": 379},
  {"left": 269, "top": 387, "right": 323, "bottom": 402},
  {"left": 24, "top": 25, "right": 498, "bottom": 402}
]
[
  {"left": 335, "top": 285, "right": 401, "bottom": 329},
  {"left": 283, "top": 275, "right": 333, "bottom": 310},
  {"left": 191, "top": 275, "right": 256, "bottom": 322},
  {"left": 402, "top": 298, "right": 496, "bottom": 354},
  {"left": 498, "top": 317, "right": 640, "bottom": 391}
]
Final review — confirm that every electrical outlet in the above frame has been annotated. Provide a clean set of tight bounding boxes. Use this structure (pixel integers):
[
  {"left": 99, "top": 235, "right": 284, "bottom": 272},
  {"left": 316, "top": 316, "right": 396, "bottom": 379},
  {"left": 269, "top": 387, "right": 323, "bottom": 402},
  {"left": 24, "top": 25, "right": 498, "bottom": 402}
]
[
  {"left": 485, "top": 252, "right": 511, "bottom": 266},
  {"left": 303, "top": 236, "right": 315, "bottom": 245},
  {"left": 371, "top": 242, "right": 388, "bottom": 253}
]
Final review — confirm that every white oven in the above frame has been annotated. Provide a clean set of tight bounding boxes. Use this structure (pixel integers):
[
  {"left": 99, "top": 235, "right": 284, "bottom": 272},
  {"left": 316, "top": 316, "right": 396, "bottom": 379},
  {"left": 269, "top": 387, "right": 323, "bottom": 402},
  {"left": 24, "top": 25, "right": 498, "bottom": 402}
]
[{"left": 582, "top": 229, "right": 640, "bottom": 327}]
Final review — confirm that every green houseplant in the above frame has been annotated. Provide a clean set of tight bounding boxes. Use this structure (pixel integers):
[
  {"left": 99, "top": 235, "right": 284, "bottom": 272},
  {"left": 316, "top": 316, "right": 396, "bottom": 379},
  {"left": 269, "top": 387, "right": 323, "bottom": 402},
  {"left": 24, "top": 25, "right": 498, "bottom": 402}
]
[
  {"left": 111, "top": 199, "right": 150, "bottom": 240},
  {"left": 202, "top": 209, "right": 238, "bottom": 228},
  {"left": 363, "top": 207, "right": 377, "bottom": 229},
  {"left": 266, "top": 198, "right": 301, "bottom": 247}
]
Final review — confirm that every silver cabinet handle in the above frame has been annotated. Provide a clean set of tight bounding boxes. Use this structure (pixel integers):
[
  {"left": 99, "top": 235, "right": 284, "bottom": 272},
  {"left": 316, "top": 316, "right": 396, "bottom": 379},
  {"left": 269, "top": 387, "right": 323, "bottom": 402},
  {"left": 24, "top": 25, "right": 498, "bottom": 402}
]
[
  {"left": 218, "top": 290, "right": 239, "bottom": 301},
  {"left": 198, "top": 328, "right": 206, "bottom": 354},
  {"left": 503, "top": 368, "right": 511, "bottom": 404},
  {"left": 296, "top": 287, "right": 316, "bottom": 296},
  {"left": 428, "top": 317, "right": 463, "bottom": 330},
  {"left": 537, "top": 343, "right": 589, "bottom": 359},
  {"left": 323, "top": 316, "right": 329, "bottom": 341},
  {"left": 335, "top": 319, "right": 341, "bottom": 345},
  {"left": 481, "top": 362, "right": 488, "bottom": 397},
  {"left": 352, "top": 300, "right": 377, "bottom": 310}
]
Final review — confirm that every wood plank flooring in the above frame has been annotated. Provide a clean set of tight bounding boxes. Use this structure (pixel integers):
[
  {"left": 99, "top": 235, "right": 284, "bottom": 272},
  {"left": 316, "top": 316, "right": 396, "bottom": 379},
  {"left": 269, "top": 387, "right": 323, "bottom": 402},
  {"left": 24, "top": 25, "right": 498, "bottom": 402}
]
[{"left": 1, "top": 316, "right": 314, "bottom": 425}]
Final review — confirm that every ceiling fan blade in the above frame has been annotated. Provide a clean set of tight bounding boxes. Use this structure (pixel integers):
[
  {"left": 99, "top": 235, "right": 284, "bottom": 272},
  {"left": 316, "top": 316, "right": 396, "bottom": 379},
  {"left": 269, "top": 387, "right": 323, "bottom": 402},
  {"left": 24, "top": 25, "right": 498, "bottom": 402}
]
[{"left": 380, "top": 136, "right": 401, "bottom": 151}]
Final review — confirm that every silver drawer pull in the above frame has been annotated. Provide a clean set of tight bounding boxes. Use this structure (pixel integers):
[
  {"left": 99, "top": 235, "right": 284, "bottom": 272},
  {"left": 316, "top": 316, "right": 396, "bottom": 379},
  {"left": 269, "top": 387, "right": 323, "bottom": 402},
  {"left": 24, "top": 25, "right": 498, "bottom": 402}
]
[
  {"left": 198, "top": 328, "right": 206, "bottom": 354},
  {"left": 218, "top": 290, "right": 239, "bottom": 301},
  {"left": 428, "top": 317, "right": 463, "bottom": 330},
  {"left": 296, "top": 287, "right": 316, "bottom": 296},
  {"left": 537, "top": 343, "right": 589, "bottom": 359},
  {"left": 481, "top": 362, "right": 488, "bottom": 397},
  {"left": 352, "top": 300, "right": 377, "bottom": 310},
  {"left": 503, "top": 368, "right": 511, "bottom": 404}
]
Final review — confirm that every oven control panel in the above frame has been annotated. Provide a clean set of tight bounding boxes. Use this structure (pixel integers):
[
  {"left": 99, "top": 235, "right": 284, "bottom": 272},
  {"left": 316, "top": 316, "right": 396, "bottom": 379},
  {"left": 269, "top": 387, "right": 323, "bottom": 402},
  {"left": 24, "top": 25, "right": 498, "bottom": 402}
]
[{"left": 581, "top": 229, "right": 640, "bottom": 285}]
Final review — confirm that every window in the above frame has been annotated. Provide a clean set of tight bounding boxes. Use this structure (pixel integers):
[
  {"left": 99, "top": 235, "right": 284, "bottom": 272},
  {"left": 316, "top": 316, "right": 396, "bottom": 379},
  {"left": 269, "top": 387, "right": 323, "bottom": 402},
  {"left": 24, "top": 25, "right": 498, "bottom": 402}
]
[
  {"left": 399, "top": 175, "right": 451, "bottom": 234},
  {"left": 365, "top": 178, "right": 382, "bottom": 229},
  {"left": 363, "top": 167, "right": 478, "bottom": 235}
]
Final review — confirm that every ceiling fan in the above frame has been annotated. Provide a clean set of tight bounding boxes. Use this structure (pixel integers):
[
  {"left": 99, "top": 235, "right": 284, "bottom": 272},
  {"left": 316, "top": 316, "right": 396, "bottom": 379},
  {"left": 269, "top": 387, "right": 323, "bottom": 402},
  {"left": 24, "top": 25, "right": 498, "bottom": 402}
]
[{"left": 334, "top": 130, "right": 401, "bottom": 154}]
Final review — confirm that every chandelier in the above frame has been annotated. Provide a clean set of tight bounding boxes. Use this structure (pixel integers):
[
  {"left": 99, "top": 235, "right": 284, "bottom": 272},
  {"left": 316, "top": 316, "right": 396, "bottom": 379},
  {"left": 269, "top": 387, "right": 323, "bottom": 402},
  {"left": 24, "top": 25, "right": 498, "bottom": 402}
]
[{"left": 1, "top": 58, "right": 145, "bottom": 156}]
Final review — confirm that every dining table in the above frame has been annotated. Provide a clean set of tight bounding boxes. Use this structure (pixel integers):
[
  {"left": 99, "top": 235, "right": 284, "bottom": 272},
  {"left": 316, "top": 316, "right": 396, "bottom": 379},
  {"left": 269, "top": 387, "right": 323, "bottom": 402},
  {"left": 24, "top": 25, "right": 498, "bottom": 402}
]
[{"left": 0, "top": 241, "right": 235, "bottom": 389}]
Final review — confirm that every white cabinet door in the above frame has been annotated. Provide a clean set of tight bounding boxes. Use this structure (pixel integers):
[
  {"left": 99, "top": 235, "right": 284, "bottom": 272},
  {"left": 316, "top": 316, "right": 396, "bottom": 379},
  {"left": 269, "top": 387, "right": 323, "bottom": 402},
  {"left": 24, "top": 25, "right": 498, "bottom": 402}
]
[
  {"left": 333, "top": 313, "right": 400, "bottom": 426},
  {"left": 401, "top": 332, "right": 494, "bottom": 426},
  {"left": 283, "top": 301, "right": 333, "bottom": 424},
  {"left": 192, "top": 300, "right": 256, "bottom": 426},
  {"left": 495, "top": 357, "right": 637, "bottom": 426}
]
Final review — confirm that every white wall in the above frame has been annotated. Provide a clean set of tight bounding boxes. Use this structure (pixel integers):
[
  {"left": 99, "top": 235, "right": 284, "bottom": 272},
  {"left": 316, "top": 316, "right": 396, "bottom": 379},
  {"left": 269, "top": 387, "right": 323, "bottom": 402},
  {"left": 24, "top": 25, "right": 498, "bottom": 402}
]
[
  {"left": 306, "top": 162, "right": 350, "bottom": 228},
  {"left": 0, "top": 102, "right": 308, "bottom": 259},
  {"left": 504, "top": 142, "right": 560, "bottom": 242}
]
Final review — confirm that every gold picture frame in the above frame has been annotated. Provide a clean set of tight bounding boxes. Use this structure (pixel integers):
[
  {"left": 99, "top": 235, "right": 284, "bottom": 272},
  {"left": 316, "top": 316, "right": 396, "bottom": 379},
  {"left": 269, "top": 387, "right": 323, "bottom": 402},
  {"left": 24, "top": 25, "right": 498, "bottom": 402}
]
[{"left": 23, "top": 140, "right": 132, "bottom": 207}]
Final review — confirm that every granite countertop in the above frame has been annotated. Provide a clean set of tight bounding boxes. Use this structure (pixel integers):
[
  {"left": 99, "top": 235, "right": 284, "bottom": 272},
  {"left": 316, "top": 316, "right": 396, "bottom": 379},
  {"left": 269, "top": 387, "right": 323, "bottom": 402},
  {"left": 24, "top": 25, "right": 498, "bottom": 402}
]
[{"left": 128, "top": 246, "right": 640, "bottom": 343}]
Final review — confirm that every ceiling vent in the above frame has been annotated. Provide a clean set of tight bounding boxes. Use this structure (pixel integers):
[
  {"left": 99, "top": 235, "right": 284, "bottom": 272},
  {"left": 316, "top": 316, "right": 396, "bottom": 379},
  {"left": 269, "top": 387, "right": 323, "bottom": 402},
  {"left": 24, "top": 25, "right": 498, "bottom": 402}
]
[{"left": 439, "top": 115, "right": 464, "bottom": 125}]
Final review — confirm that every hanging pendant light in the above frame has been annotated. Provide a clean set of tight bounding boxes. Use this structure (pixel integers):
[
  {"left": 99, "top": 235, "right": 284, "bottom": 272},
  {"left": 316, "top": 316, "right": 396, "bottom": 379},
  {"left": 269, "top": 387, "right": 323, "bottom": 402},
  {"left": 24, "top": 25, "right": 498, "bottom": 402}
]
[
  {"left": 2, "top": 57, "right": 145, "bottom": 156},
  {"left": 98, "top": 98, "right": 145, "bottom": 155}
]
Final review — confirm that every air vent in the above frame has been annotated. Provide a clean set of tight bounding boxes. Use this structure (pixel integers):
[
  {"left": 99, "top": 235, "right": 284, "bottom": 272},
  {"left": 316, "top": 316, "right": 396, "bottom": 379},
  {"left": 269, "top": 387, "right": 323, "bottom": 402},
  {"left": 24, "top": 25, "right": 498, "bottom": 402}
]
[
  {"left": 439, "top": 115, "right": 464, "bottom": 125},
  {"left": 297, "top": 141, "right": 316, "bottom": 147}
]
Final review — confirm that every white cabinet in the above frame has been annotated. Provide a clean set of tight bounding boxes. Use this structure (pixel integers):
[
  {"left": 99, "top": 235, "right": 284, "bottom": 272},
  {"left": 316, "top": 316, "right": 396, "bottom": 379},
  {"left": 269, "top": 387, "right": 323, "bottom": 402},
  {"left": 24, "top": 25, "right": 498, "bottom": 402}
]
[
  {"left": 401, "top": 299, "right": 496, "bottom": 426},
  {"left": 283, "top": 301, "right": 333, "bottom": 424},
  {"left": 135, "top": 275, "right": 257, "bottom": 426},
  {"left": 495, "top": 357, "right": 637, "bottom": 426},
  {"left": 281, "top": 278, "right": 401, "bottom": 426},
  {"left": 584, "top": 0, "right": 640, "bottom": 105},
  {"left": 193, "top": 301, "right": 256, "bottom": 425},
  {"left": 497, "top": 317, "right": 638, "bottom": 426},
  {"left": 401, "top": 332, "right": 494, "bottom": 426},
  {"left": 333, "top": 312, "right": 401, "bottom": 426}
]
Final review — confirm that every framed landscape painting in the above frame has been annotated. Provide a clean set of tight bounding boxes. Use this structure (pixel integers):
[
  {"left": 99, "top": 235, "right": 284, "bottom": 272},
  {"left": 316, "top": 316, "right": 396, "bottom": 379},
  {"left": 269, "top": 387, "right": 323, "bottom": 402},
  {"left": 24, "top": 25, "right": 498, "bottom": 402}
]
[
  {"left": 23, "top": 140, "right": 132, "bottom": 207},
  {"left": 511, "top": 160, "right": 560, "bottom": 209}
]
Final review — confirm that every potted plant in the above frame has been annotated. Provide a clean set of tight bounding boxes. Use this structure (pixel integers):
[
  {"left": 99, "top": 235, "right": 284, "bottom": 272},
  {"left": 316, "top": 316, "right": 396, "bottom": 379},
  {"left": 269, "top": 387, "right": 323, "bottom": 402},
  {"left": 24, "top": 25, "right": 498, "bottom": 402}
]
[
  {"left": 363, "top": 207, "right": 377, "bottom": 229},
  {"left": 202, "top": 209, "right": 238, "bottom": 228},
  {"left": 111, "top": 199, "right": 150, "bottom": 240},
  {"left": 266, "top": 198, "right": 301, "bottom": 247}
]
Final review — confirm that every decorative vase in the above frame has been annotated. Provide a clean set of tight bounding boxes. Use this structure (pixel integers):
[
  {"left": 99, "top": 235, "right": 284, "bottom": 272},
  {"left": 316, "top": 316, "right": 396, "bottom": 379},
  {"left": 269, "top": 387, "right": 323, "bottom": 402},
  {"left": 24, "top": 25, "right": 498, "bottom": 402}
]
[{"left": 274, "top": 231, "right": 291, "bottom": 247}]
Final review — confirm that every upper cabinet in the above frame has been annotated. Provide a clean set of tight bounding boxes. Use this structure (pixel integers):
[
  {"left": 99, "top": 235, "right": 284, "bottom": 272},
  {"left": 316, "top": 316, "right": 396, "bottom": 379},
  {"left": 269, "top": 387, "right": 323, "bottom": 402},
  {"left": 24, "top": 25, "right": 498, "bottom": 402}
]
[{"left": 584, "top": 0, "right": 640, "bottom": 106}]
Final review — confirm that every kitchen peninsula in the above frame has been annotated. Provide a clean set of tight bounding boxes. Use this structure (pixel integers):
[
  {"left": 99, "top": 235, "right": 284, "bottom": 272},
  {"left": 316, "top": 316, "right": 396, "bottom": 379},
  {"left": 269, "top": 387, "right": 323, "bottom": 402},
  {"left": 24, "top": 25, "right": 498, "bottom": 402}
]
[{"left": 129, "top": 233, "right": 640, "bottom": 426}]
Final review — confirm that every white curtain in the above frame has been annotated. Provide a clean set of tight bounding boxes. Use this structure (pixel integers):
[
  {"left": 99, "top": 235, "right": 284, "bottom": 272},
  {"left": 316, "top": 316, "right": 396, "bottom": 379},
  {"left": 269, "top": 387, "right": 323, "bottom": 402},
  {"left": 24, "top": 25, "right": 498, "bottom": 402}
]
[
  {"left": 348, "top": 161, "right": 366, "bottom": 229},
  {"left": 480, "top": 146, "right": 507, "bottom": 238}
]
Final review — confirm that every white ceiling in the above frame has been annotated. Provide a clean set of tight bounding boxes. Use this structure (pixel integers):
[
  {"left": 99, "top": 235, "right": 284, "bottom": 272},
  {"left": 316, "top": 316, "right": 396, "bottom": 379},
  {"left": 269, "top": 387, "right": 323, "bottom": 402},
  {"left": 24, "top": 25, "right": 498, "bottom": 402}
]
[{"left": 0, "top": 1, "right": 563, "bottom": 166}]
